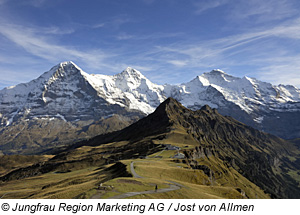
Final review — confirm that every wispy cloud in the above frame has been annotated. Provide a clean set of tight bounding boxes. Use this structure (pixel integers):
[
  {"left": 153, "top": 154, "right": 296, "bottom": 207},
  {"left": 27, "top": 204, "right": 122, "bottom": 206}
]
[
  {"left": 167, "top": 60, "right": 187, "bottom": 67},
  {"left": 92, "top": 23, "right": 106, "bottom": 29},
  {"left": 0, "top": 22, "right": 119, "bottom": 72},
  {"left": 252, "top": 54, "right": 300, "bottom": 87},
  {"left": 115, "top": 32, "right": 183, "bottom": 41},
  {"left": 115, "top": 32, "right": 134, "bottom": 40},
  {"left": 141, "top": 17, "right": 300, "bottom": 86},
  {"left": 194, "top": 0, "right": 229, "bottom": 14},
  {"left": 229, "top": 0, "right": 298, "bottom": 23},
  {"left": 0, "top": 0, "right": 299, "bottom": 89},
  {"left": 153, "top": 32, "right": 267, "bottom": 69},
  {"left": 92, "top": 15, "right": 133, "bottom": 29},
  {"left": 194, "top": 0, "right": 298, "bottom": 27}
]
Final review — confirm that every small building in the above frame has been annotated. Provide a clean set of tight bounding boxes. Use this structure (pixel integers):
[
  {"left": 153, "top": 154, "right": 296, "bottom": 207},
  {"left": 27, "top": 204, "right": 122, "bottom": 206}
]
[
  {"left": 173, "top": 153, "right": 185, "bottom": 159},
  {"left": 165, "top": 144, "right": 181, "bottom": 150},
  {"left": 154, "top": 156, "right": 163, "bottom": 159}
]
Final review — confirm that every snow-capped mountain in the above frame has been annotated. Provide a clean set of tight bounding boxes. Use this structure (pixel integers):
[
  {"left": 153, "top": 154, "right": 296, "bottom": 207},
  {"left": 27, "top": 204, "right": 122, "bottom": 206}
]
[
  {"left": 167, "top": 69, "right": 300, "bottom": 139},
  {"left": 0, "top": 61, "right": 299, "bottom": 154},
  {"left": 0, "top": 61, "right": 164, "bottom": 126},
  {"left": 85, "top": 66, "right": 165, "bottom": 114}
]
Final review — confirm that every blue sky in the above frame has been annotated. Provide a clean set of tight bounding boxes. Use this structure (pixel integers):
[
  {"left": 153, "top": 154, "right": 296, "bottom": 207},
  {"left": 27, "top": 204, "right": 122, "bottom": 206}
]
[{"left": 0, "top": 0, "right": 300, "bottom": 89}]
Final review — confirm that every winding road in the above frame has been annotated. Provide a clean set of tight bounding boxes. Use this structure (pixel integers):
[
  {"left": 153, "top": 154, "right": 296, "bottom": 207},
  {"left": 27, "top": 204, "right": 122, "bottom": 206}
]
[{"left": 130, "top": 161, "right": 143, "bottom": 178}]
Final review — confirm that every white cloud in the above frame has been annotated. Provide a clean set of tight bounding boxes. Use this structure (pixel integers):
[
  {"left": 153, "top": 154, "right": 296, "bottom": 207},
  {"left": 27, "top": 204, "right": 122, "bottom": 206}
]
[
  {"left": 92, "top": 15, "right": 134, "bottom": 30},
  {"left": 0, "top": 23, "right": 119, "bottom": 72},
  {"left": 42, "top": 26, "right": 75, "bottom": 35},
  {"left": 194, "top": 0, "right": 229, "bottom": 14},
  {"left": 115, "top": 32, "right": 134, "bottom": 40},
  {"left": 92, "top": 23, "right": 106, "bottom": 29},
  {"left": 167, "top": 60, "right": 187, "bottom": 67}
]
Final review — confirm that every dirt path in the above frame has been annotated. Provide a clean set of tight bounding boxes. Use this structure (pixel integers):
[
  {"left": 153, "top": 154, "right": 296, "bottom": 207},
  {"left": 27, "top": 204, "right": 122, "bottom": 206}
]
[
  {"left": 108, "top": 183, "right": 180, "bottom": 199},
  {"left": 130, "top": 161, "right": 143, "bottom": 178},
  {"left": 0, "top": 193, "right": 8, "bottom": 199},
  {"left": 0, "top": 191, "right": 18, "bottom": 199}
]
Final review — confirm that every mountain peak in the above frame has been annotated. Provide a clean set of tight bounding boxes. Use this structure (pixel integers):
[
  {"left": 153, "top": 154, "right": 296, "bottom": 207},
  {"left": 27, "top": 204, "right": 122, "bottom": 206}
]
[
  {"left": 118, "top": 67, "right": 145, "bottom": 79},
  {"left": 156, "top": 97, "right": 184, "bottom": 112},
  {"left": 49, "top": 61, "right": 80, "bottom": 72},
  {"left": 113, "top": 67, "right": 153, "bottom": 94},
  {"left": 59, "top": 61, "right": 77, "bottom": 67},
  {"left": 204, "top": 69, "right": 231, "bottom": 78},
  {"left": 200, "top": 104, "right": 213, "bottom": 112},
  {"left": 210, "top": 69, "right": 226, "bottom": 74},
  {"left": 42, "top": 61, "right": 87, "bottom": 83},
  {"left": 54, "top": 61, "right": 83, "bottom": 74}
]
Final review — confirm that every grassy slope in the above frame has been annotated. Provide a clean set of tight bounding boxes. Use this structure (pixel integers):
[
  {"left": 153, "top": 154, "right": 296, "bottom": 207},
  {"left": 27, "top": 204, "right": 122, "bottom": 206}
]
[
  {"left": 0, "top": 134, "right": 270, "bottom": 199},
  {"left": 0, "top": 155, "right": 54, "bottom": 177},
  {"left": 86, "top": 126, "right": 270, "bottom": 199},
  {"left": 0, "top": 112, "right": 290, "bottom": 199},
  {"left": 0, "top": 166, "right": 99, "bottom": 199}
]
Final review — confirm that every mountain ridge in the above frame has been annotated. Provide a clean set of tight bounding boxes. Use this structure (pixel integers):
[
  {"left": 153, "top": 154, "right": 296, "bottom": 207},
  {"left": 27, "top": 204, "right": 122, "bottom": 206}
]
[
  {"left": 0, "top": 61, "right": 300, "bottom": 154},
  {"left": 89, "top": 97, "right": 300, "bottom": 198}
]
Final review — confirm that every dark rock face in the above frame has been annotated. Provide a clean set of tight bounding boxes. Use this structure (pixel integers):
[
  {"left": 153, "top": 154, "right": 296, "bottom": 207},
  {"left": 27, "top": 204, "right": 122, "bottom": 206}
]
[
  {"left": 0, "top": 113, "right": 142, "bottom": 155},
  {"left": 216, "top": 103, "right": 300, "bottom": 140}
]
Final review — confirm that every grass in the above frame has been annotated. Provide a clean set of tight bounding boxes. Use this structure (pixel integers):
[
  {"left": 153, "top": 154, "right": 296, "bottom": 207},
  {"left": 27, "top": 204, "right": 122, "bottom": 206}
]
[
  {"left": 0, "top": 155, "right": 53, "bottom": 177},
  {"left": 0, "top": 151, "right": 270, "bottom": 199},
  {"left": 0, "top": 166, "right": 103, "bottom": 199},
  {"left": 123, "top": 155, "right": 269, "bottom": 199},
  {"left": 287, "top": 170, "right": 300, "bottom": 187},
  {"left": 147, "top": 150, "right": 177, "bottom": 159},
  {"left": 158, "top": 126, "right": 200, "bottom": 148},
  {"left": 0, "top": 129, "right": 271, "bottom": 199}
]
